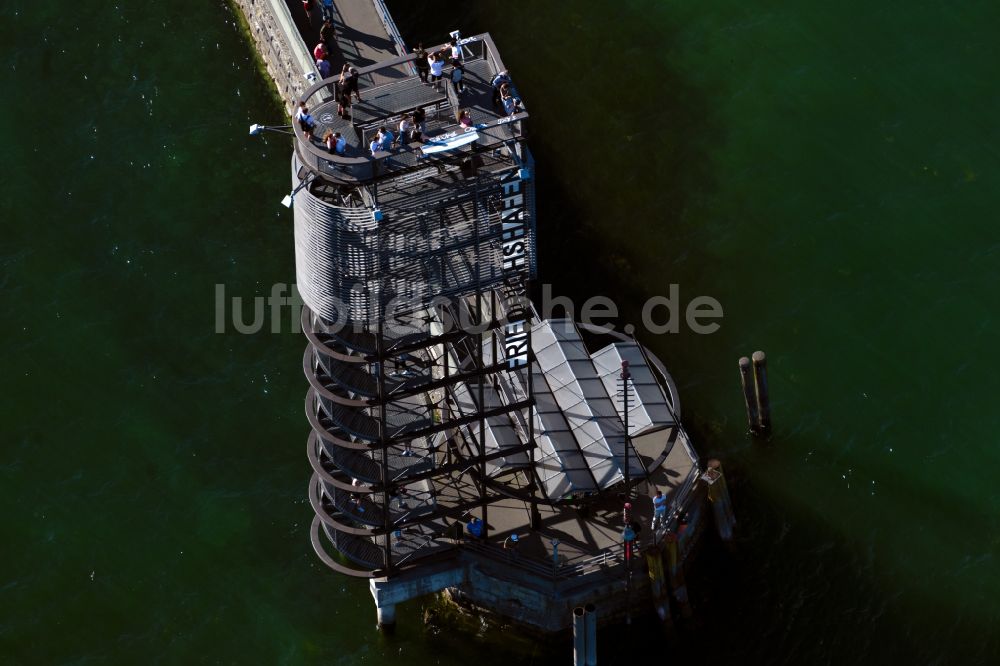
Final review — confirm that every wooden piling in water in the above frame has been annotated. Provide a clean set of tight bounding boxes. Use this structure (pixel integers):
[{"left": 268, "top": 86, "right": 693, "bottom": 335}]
[
  {"left": 572, "top": 607, "right": 586, "bottom": 666},
  {"left": 705, "top": 459, "right": 736, "bottom": 542},
  {"left": 645, "top": 545, "right": 673, "bottom": 627},
  {"left": 738, "top": 356, "right": 760, "bottom": 435},
  {"left": 664, "top": 534, "right": 693, "bottom": 619},
  {"left": 584, "top": 603, "right": 597, "bottom": 666},
  {"left": 752, "top": 351, "right": 771, "bottom": 435}
]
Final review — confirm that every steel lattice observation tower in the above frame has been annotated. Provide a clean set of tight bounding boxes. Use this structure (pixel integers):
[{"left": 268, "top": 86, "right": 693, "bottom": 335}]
[{"left": 282, "top": 33, "right": 702, "bottom": 631}]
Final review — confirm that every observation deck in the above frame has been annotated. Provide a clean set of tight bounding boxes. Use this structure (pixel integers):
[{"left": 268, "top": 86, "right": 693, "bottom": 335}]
[
  {"left": 293, "top": 33, "right": 527, "bottom": 185},
  {"left": 289, "top": 35, "right": 536, "bottom": 326}
]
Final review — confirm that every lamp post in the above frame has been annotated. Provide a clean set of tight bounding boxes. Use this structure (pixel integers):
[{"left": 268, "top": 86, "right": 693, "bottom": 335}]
[
  {"left": 281, "top": 173, "right": 316, "bottom": 209},
  {"left": 249, "top": 125, "right": 309, "bottom": 207},
  {"left": 621, "top": 360, "right": 631, "bottom": 501},
  {"left": 249, "top": 123, "right": 294, "bottom": 136}
]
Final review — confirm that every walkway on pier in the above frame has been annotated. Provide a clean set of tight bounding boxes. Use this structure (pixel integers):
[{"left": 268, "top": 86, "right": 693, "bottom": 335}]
[{"left": 284, "top": 0, "right": 403, "bottom": 73}]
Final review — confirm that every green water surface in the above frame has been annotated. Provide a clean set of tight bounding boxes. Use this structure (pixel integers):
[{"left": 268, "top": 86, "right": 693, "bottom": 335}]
[{"left": 2, "top": 0, "right": 999, "bottom": 663}]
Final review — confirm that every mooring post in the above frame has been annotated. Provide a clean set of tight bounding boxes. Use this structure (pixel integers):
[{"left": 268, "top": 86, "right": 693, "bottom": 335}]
[
  {"left": 584, "top": 603, "right": 597, "bottom": 666},
  {"left": 645, "top": 545, "right": 673, "bottom": 627},
  {"left": 705, "top": 459, "right": 736, "bottom": 542},
  {"left": 751, "top": 351, "right": 771, "bottom": 435},
  {"left": 664, "top": 533, "right": 693, "bottom": 619},
  {"left": 738, "top": 356, "right": 760, "bottom": 435},
  {"left": 572, "top": 607, "right": 586, "bottom": 666}
]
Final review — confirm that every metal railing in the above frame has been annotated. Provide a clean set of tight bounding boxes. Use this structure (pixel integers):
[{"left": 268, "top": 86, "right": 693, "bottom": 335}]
[
  {"left": 463, "top": 539, "right": 557, "bottom": 579},
  {"left": 370, "top": 0, "right": 412, "bottom": 66},
  {"left": 394, "top": 533, "right": 442, "bottom": 565},
  {"left": 262, "top": 0, "right": 318, "bottom": 99},
  {"left": 558, "top": 548, "right": 625, "bottom": 577},
  {"left": 294, "top": 33, "right": 530, "bottom": 184},
  {"left": 650, "top": 462, "right": 702, "bottom": 544},
  {"left": 445, "top": 73, "right": 460, "bottom": 110},
  {"left": 463, "top": 538, "right": 625, "bottom": 581},
  {"left": 481, "top": 38, "right": 506, "bottom": 78}
]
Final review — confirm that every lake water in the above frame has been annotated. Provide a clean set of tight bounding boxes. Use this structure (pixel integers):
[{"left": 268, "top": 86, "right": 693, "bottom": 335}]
[{"left": 2, "top": 0, "right": 998, "bottom": 663}]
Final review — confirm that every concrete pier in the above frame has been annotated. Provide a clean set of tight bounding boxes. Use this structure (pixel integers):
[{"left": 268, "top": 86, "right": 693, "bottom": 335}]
[
  {"left": 282, "top": 0, "right": 403, "bottom": 68},
  {"left": 231, "top": 0, "right": 403, "bottom": 115},
  {"left": 376, "top": 602, "right": 396, "bottom": 629},
  {"left": 369, "top": 563, "right": 466, "bottom": 629},
  {"left": 231, "top": 0, "right": 318, "bottom": 112}
]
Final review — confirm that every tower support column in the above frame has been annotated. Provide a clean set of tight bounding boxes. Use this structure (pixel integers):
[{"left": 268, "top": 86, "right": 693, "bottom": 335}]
[{"left": 376, "top": 602, "right": 396, "bottom": 629}]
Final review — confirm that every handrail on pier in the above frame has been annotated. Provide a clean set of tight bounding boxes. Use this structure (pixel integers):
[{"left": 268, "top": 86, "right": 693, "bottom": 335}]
[{"left": 371, "top": 0, "right": 413, "bottom": 69}]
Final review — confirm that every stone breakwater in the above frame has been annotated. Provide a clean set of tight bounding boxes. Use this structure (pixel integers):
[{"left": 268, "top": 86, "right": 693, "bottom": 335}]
[{"left": 230, "top": 0, "right": 317, "bottom": 115}]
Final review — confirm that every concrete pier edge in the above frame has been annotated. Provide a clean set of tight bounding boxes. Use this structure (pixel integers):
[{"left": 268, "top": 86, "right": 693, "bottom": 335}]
[{"left": 228, "top": 0, "right": 406, "bottom": 117}]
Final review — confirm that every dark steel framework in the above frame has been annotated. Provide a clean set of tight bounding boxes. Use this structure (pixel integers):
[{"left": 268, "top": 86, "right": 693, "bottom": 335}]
[{"left": 292, "top": 36, "right": 540, "bottom": 578}]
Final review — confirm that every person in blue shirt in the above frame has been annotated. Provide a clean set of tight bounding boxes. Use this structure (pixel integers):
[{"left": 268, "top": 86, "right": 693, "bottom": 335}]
[
  {"left": 316, "top": 57, "right": 331, "bottom": 79},
  {"left": 295, "top": 102, "right": 315, "bottom": 141},
  {"left": 503, "top": 533, "right": 519, "bottom": 559},
  {"left": 378, "top": 126, "right": 395, "bottom": 151},
  {"left": 501, "top": 86, "right": 521, "bottom": 116},
  {"left": 491, "top": 69, "right": 511, "bottom": 107},
  {"left": 450, "top": 60, "right": 465, "bottom": 94},
  {"left": 320, "top": 0, "right": 334, "bottom": 22},
  {"left": 324, "top": 131, "right": 346, "bottom": 155},
  {"left": 467, "top": 516, "right": 483, "bottom": 538},
  {"left": 623, "top": 523, "right": 636, "bottom": 563},
  {"left": 652, "top": 490, "right": 668, "bottom": 530}
]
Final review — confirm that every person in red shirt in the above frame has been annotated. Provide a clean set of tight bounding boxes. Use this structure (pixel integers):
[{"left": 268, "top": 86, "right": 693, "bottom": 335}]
[
  {"left": 302, "top": 0, "right": 313, "bottom": 25},
  {"left": 313, "top": 42, "right": 327, "bottom": 62}
]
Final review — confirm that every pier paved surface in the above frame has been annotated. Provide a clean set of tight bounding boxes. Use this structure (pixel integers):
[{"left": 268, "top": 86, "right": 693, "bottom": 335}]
[
  {"left": 285, "top": 0, "right": 400, "bottom": 72},
  {"left": 428, "top": 424, "right": 696, "bottom": 571}
]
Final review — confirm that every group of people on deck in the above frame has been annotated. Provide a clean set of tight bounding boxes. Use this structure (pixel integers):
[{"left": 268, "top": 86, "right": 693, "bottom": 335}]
[
  {"left": 335, "top": 64, "right": 361, "bottom": 118},
  {"left": 300, "top": 0, "right": 334, "bottom": 26},
  {"left": 412, "top": 39, "right": 466, "bottom": 94},
  {"left": 490, "top": 69, "right": 521, "bottom": 116},
  {"left": 366, "top": 106, "right": 429, "bottom": 155},
  {"left": 312, "top": 33, "right": 362, "bottom": 118},
  {"left": 309, "top": 0, "right": 337, "bottom": 77},
  {"left": 339, "top": 472, "right": 682, "bottom": 553},
  {"left": 411, "top": 38, "right": 522, "bottom": 117},
  {"left": 368, "top": 126, "right": 395, "bottom": 155},
  {"left": 295, "top": 30, "right": 523, "bottom": 156}
]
